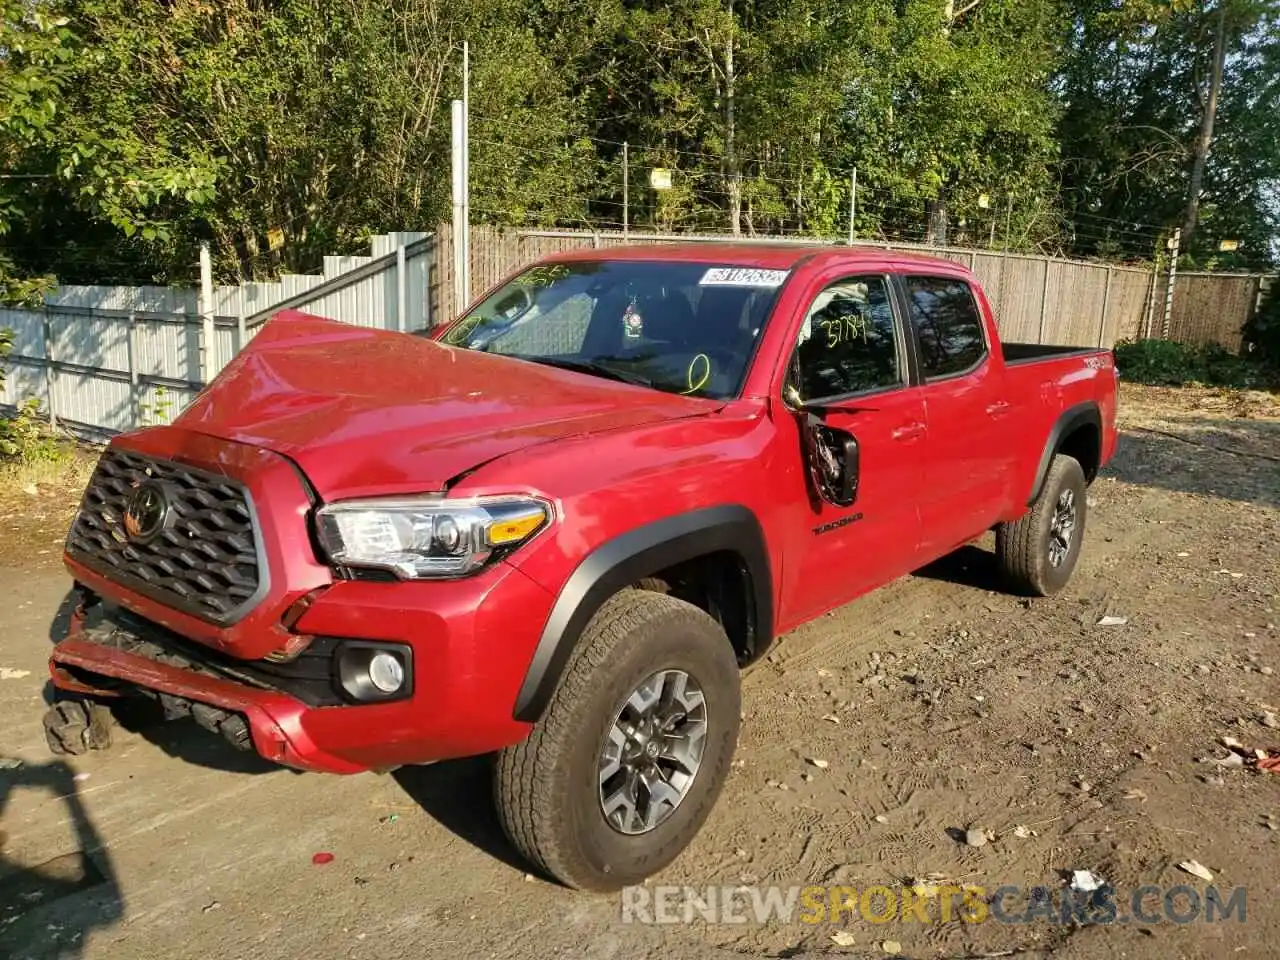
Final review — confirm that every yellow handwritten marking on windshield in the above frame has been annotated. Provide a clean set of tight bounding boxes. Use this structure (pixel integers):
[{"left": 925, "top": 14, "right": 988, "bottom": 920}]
[
  {"left": 820, "top": 313, "right": 871, "bottom": 348},
  {"left": 682, "top": 354, "right": 712, "bottom": 395}
]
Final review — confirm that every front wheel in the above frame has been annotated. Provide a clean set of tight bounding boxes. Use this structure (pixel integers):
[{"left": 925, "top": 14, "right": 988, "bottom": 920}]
[
  {"left": 995, "top": 453, "right": 1088, "bottom": 596},
  {"left": 495, "top": 589, "right": 741, "bottom": 891}
]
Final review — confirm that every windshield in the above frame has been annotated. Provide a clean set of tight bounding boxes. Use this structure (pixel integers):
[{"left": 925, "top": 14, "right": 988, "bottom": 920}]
[{"left": 438, "top": 260, "right": 791, "bottom": 399}]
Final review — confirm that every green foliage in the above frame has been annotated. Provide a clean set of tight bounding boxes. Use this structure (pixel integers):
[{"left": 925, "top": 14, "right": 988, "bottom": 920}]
[
  {"left": 138, "top": 384, "right": 174, "bottom": 426},
  {"left": 1243, "top": 283, "right": 1280, "bottom": 368},
  {"left": 1113, "top": 338, "right": 1279, "bottom": 388},
  {"left": 0, "top": 397, "right": 68, "bottom": 462},
  {"left": 0, "top": 327, "right": 68, "bottom": 463},
  {"left": 1058, "top": 0, "right": 1280, "bottom": 267},
  {"left": 0, "top": 0, "right": 1275, "bottom": 286}
]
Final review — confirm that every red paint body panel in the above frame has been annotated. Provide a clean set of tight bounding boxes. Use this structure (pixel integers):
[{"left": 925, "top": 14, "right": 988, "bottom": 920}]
[{"left": 50, "top": 245, "right": 1118, "bottom": 775}]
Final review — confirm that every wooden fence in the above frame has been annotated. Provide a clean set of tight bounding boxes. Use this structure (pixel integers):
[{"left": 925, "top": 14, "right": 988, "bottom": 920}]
[{"left": 437, "top": 224, "right": 1268, "bottom": 352}]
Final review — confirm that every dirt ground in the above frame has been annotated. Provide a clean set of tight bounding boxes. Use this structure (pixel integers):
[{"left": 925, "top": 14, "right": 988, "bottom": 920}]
[{"left": 1, "top": 383, "right": 1278, "bottom": 960}]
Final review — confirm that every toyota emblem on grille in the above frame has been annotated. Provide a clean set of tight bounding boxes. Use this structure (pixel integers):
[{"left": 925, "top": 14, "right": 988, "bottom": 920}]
[{"left": 123, "top": 482, "right": 169, "bottom": 542}]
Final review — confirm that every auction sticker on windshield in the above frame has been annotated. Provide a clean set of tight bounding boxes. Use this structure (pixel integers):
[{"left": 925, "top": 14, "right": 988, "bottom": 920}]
[{"left": 699, "top": 267, "right": 789, "bottom": 287}]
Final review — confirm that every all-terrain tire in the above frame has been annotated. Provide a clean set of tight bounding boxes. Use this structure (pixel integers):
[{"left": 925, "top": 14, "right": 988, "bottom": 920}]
[
  {"left": 495, "top": 588, "right": 741, "bottom": 892},
  {"left": 996, "top": 453, "right": 1088, "bottom": 596},
  {"left": 43, "top": 699, "right": 113, "bottom": 756}
]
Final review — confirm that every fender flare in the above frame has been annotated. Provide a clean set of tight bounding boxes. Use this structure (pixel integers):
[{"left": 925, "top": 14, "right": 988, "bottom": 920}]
[
  {"left": 1027, "top": 401, "right": 1102, "bottom": 506},
  {"left": 512, "top": 505, "right": 774, "bottom": 723}
]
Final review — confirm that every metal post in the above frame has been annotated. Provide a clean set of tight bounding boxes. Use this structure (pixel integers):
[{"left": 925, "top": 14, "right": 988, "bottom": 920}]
[
  {"left": 848, "top": 168, "right": 857, "bottom": 243},
  {"left": 461, "top": 43, "right": 471, "bottom": 305},
  {"left": 236, "top": 311, "right": 246, "bottom": 355},
  {"left": 1162, "top": 227, "right": 1181, "bottom": 340},
  {"left": 41, "top": 308, "right": 57, "bottom": 429},
  {"left": 396, "top": 243, "right": 407, "bottom": 333},
  {"left": 1098, "top": 266, "right": 1113, "bottom": 347},
  {"left": 451, "top": 99, "right": 467, "bottom": 318},
  {"left": 199, "top": 243, "right": 215, "bottom": 383},
  {"left": 622, "top": 142, "right": 630, "bottom": 239},
  {"left": 1037, "top": 258, "right": 1051, "bottom": 344},
  {"left": 1143, "top": 260, "right": 1159, "bottom": 339},
  {"left": 126, "top": 312, "right": 141, "bottom": 428}
]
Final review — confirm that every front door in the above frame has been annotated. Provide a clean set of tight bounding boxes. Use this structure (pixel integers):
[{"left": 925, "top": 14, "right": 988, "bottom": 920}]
[{"left": 777, "top": 273, "right": 927, "bottom": 623}]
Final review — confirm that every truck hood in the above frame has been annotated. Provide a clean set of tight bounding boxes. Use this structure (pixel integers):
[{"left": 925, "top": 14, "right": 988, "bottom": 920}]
[{"left": 173, "top": 311, "right": 713, "bottom": 498}]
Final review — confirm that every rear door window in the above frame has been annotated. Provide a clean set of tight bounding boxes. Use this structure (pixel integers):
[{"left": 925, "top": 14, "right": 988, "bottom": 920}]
[{"left": 903, "top": 277, "right": 986, "bottom": 379}]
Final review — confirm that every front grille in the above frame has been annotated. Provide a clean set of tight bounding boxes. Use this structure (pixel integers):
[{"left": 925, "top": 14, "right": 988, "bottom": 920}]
[{"left": 66, "top": 448, "right": 266, "bottom": 624}]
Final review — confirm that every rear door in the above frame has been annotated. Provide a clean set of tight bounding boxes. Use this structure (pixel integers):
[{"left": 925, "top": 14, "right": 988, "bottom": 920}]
[
  {"left": 897, "top": 274, "right": 1014, "bottom": 559},
  {"left": 776, "top": 272, "right": 927, "bottom": 622}
]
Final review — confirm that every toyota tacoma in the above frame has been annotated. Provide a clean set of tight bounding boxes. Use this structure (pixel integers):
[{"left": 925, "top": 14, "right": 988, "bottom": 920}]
[{"left": 44, "top": 244, "right": 1118, "bottom": 891}]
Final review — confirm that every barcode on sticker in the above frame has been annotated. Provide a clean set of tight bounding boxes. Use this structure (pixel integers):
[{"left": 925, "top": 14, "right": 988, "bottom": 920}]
[{"left": 699, "top": 267, "right": 789, "bottom": 287}]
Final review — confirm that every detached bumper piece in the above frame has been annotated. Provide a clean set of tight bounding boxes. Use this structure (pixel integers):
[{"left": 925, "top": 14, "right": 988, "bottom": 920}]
[
  {"left": 49, "top": 600, "right": 353, "bottom": 759},
  {"left": 63, "top": 601, "right": 348, "bottom": 706}
]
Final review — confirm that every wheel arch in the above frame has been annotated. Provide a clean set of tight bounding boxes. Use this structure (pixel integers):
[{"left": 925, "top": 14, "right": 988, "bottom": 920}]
[
  {"left": 1027, "top": 402, "right": 1102, "bottom": 506},
  {"left": 512, "top": 505, "right": 774, "bottom": 723}
]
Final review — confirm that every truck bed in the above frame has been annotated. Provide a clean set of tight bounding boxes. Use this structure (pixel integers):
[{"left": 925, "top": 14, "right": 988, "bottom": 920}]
[{"left": 1002, "top": 342, "right": 1105, "bottom": 365}]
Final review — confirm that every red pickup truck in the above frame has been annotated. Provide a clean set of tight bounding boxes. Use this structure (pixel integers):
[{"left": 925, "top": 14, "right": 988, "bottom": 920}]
[{"left": 45, "top": 244, "right": 1117, "bottom": 891}]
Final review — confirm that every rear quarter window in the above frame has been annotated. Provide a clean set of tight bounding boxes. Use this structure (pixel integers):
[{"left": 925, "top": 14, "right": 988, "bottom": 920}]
[{"left": 903, "top": 277, "right": 986, "bottom": 379}]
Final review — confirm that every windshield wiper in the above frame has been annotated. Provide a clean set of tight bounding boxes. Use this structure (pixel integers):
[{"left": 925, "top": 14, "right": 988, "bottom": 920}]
[{"left": 526, "top": 356, "right": 652, "bottom": 387}]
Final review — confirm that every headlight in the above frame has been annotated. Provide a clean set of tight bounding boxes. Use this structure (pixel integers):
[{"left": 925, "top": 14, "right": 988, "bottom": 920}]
[{"left": 315, "top": 495, "right": 549, "bottom": 579}]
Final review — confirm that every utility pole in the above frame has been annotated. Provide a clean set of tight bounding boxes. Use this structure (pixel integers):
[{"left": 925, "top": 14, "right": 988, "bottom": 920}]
[
  {"left": 622, "top": 142, "right": 630, "bottom": 239},
  {"left": 725, "top": 0, "right": 741, "bottom": 236},
  {"left": 451, "top": 99, "right": 467, "bottom": 319}
]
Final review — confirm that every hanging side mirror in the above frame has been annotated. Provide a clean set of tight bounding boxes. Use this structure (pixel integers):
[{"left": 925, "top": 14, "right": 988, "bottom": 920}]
[{"left": 785, "top": 389, "right": 860, "bottom": 508}]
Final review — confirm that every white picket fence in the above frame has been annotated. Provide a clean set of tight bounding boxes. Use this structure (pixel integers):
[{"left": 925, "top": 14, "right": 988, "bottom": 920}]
[{"left": 0, "top": 231, "right": 434, "bottom": 436}]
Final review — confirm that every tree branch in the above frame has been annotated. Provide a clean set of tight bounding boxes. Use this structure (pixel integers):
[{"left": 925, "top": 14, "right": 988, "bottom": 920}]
[{"left": 948, "top": 0, "right": 984, "bottom": 24}]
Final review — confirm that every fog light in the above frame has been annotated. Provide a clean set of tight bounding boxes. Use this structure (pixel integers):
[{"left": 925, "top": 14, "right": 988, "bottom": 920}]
[
  {"left": 369, "top": 652, "right": 405, "bottom": 693},
  {"left": 334, "top": 641, "right": 414, "bottom": 703}
]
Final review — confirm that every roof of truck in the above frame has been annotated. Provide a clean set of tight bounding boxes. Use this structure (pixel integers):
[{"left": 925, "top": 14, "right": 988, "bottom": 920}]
[{"left": 542, "top": 242, "right": 966, "bottom": 271}]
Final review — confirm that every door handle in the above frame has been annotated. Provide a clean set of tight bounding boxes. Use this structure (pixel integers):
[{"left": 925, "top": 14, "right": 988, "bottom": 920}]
[
  {"left": 986, "top": 401, "right": 1011, "bottom": 417},
  {"left": 892, "top": 421, "right": 925, "bottom": 441}
]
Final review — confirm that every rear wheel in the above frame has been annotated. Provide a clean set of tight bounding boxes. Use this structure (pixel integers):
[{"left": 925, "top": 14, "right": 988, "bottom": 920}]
[
  {"left": 996, "top": 453, "right": 1088, "bottom": 596},
  {"left": 495, "top": 589, "right": 740, "bottom": 891}
]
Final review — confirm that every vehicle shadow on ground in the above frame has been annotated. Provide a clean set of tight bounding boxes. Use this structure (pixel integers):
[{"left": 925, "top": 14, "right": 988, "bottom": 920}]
[
  {"left": 1108, "top": 422, "right": 1280, "bottom": 508},
  {"left": 393, "top": 757, "right": 535, "bottom": 877},
  {"left": 0, "top": 758, "right": 123, "bottom": 959},
  {"left": 912, "top": 544, "right": 1006, "bottom": 593}
]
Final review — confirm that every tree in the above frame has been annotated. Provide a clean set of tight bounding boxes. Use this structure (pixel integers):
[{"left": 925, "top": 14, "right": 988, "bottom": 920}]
[{"left": 1057, "top": 0, "right": 1279, "bottom": 266}]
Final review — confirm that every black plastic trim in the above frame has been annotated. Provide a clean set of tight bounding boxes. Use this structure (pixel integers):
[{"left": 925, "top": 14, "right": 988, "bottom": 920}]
[
  {"left": 512, "top": 505, "right": 773, "bottom": 723},
  {"left": 1027, "top": 401, "right": 1102, "bottom": 505}
]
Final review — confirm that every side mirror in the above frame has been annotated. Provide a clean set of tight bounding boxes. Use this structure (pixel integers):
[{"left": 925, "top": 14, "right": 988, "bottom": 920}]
[
  {"left": 784, "top": 366, "right": 858, "bottom": 508},
  {"left": 797, "top": 408, "right": 860, "bottom": 509}
]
